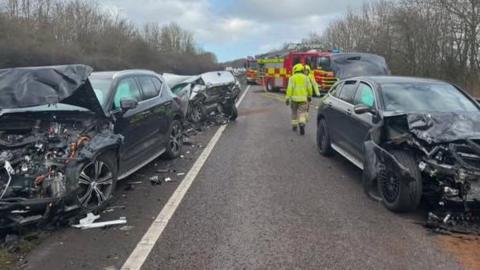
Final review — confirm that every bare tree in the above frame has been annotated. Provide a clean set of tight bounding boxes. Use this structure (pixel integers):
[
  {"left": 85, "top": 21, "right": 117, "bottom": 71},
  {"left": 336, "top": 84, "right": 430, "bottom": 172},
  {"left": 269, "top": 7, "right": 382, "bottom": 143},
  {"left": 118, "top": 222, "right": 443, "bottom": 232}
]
[
  {"left": 306, "top": 0, "right": 480, "bottom": 95},
  {"left": 0, "top": 0, "right": 220, "bottom": 74}
]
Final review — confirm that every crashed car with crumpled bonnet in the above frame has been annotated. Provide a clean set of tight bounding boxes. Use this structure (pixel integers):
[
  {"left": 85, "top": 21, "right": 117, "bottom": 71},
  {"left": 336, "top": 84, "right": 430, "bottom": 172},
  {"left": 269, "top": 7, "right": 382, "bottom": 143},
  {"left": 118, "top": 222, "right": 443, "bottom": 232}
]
[
  {"left": 0, "top": 65, "right": 184, "bottom": 228},
  {"left": 316, "top": 76, "right": 480, "bottom": 231},
  {"left": 164, "top": 71, "right": 241, "bottom": 123}
]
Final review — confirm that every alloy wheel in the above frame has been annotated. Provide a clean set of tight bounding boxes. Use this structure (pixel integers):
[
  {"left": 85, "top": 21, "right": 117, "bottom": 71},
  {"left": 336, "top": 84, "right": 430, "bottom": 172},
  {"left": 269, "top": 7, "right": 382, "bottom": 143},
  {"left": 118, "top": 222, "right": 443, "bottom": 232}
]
[
  {"left": 78, "top": 160, "right": 114, "bottom": 209},
  {"left": 190, "top": 106, "right": 203, "bottom": 123},
  {"left": 379, "top": 172, "right": 400, "bottom": 203},
  {"left": 169, "top": 121, "right": 183, "bottom": 156}
]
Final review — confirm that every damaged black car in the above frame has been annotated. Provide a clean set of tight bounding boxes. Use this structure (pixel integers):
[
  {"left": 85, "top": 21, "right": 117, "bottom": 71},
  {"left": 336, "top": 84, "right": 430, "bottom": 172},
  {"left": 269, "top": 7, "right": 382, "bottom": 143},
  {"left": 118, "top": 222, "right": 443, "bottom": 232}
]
[
  {"left": 316, "top": 76, "right": 480, "bottom": 217},
  {"left": 0, "top": 65, "right": 184, "bottom": 228}
]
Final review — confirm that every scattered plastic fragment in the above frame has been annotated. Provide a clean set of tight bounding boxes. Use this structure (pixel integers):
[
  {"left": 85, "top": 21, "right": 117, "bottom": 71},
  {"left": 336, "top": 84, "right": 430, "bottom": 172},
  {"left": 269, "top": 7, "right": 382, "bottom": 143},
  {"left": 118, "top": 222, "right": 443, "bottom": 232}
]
[
  {"left": 103, "top": 205, "right": 126, "bottom": 213},
  {"left": 156, "top": 168, "right": 175, "bottom": 173},
  {"left": 72, "top": 216, "right": 127, "bottom": 229},
  {"left": 183, "top": 138, "right": 195, "bottom": 145},
  {"left": 119, "top": 225, "right": 134, "bottom": 231},
  {"left": 164, "top": 177, "right": 175, "bottom": 183},
  {"left": 75, "top": 213, "right": 100, "bottom": 226},
  {"left": 127, "top": 181, "right": 142, "bottom": 185},
  {"left": 150, "top": 176, "right": 162, "bottom": 185}
]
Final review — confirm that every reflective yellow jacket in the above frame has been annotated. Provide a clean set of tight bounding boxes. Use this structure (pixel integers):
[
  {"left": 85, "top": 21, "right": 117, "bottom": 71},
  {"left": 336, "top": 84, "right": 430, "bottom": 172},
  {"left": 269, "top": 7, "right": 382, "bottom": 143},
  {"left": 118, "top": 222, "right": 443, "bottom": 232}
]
[
  {"left": 286, "top": 73, "right": 313, "bottom": 102},
  {"left": 308, "top": 73, "right": 320, "bottom": 96}
]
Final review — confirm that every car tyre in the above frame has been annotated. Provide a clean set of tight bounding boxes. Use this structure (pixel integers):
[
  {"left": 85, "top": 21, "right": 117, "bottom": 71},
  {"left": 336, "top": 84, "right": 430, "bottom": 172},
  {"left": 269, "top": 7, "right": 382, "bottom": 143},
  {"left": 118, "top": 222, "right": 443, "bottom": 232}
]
[
  {"left": 188, "top": 103, "right": 205, "bottom": 123},
  {"left": 228, "top": 105, "right": 238, "bottom": 121},
  {"left": 163, "top": 119, "right": 183, "bottom": 159},
  {"left": 377, "top": 150, "right": 422, "bottom": 212},
  {"left": 317, "top": 119, "right": 333, "bottom": 156},
  {"left": 265, "top": 80, "right": 274, "bottom": 92},
  {"left": 77, "top": 152, "right": 117, "bottom": 213}
]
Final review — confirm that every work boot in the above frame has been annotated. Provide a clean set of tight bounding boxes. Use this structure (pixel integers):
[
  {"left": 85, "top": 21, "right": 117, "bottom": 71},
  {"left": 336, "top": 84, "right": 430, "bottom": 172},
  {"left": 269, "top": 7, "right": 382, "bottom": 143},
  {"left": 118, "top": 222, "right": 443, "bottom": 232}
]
[
  {"left": 299, "top": 124, "right": 305, "bottom": 135},
  {"left": 292, "top": 125, "right": 297, "bottom": 132}
]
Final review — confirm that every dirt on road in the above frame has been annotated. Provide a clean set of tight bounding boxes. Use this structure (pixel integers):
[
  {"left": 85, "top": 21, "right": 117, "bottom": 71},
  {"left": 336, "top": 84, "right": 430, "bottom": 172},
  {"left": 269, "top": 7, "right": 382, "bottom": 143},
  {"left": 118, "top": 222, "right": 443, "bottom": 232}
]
[{"left": 438, "top": 235, "right": 480, "bottom": 270}]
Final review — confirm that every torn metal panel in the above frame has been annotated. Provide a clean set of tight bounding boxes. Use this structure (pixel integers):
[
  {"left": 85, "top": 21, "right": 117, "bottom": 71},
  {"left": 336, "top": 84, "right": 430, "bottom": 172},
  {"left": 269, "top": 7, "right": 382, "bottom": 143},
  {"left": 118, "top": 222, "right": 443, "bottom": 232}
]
[
  {"left": 0, "top": 65, "right": 105, "bottom": 116},
  {"left": 406, "top": 112, "right": 480, "bottom": 144}
]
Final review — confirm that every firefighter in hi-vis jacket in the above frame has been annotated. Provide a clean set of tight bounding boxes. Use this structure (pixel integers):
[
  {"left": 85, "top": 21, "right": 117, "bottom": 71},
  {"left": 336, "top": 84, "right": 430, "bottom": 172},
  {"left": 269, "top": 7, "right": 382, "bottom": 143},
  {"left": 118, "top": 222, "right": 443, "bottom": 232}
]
[
  {"left": 285, "top": 64, "right": 313, "bottom": 135},
  {"left": 305, "top": 65, "right": 320, "bottom": 96}
]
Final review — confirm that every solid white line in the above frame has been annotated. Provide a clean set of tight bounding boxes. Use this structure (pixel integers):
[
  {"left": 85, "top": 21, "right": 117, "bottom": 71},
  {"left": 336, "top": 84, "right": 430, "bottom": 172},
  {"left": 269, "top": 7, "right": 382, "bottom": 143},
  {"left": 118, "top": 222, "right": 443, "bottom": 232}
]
[
  {"left": 121, "top": 85, "right": 251, "bottom": 270},
  {"left": 236, "top": 85, "right": 251, "bottom": 107}
]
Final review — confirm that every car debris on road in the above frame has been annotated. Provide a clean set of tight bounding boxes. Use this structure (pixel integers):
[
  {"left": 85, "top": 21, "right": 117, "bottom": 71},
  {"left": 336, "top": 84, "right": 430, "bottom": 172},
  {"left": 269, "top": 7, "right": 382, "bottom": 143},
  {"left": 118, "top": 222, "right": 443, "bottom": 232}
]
[{"left": 72, "top": 213, "right": 127, "bottom": 229}]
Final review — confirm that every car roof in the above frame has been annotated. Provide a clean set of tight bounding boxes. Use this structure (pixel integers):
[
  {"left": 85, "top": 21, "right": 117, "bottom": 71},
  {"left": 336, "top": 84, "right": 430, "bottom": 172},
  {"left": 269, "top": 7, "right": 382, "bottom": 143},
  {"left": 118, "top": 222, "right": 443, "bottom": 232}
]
[
  {"left": 346, "top": 76, "right": 448, "bottom": 85},
  {"left": 90, "top": 69, "right": 158, "bottom": 80}
]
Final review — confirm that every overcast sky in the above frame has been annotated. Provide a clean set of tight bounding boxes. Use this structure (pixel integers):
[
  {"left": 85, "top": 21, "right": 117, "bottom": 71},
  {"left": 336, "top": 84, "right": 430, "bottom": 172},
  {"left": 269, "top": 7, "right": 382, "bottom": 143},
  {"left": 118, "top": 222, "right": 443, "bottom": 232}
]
[{"left": 100, "top": 0, "right": 367, "bottom": 62}]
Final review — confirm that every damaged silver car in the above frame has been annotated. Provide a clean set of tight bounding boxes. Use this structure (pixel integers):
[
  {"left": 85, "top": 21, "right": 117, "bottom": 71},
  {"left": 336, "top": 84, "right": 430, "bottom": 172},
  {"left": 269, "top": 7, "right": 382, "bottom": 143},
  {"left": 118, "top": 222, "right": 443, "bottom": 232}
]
[
  {"left": 0, "top": 65, "right": 184, "bottom": 228},
  {"left": 164, "top": 71, "right": 241, "bottom": 123},
  {"left": 316, "top": 76, "right": 480, "bottom": 220}
]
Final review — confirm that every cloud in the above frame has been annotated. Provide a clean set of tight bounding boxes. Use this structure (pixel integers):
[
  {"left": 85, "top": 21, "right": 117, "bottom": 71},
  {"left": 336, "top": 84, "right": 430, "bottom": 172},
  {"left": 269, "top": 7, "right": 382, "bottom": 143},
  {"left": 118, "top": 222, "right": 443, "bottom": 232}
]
[{"left": 98, "top": 0, "right": 368, "bottom": 61}]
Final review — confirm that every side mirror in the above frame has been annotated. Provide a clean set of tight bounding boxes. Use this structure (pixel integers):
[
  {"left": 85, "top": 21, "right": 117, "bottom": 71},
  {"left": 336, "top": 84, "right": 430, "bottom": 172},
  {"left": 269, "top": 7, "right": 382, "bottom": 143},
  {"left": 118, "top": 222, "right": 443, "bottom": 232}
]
[
  {"left": 120, "top": 98, "right": 138, "bottom": 112},
  {"left": 354, "top": 104, "right": 376, "bottom": 115}
]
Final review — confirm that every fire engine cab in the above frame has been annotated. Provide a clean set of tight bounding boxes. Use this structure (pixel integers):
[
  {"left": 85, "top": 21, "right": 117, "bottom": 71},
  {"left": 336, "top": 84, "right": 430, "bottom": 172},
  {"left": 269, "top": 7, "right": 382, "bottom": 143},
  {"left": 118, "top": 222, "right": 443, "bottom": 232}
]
[
  {"left": 257, "top": 51, "right": 337, "bottom": 94},
  {"left": 245, "top": 56, "right": 258, "bottom": 85}
]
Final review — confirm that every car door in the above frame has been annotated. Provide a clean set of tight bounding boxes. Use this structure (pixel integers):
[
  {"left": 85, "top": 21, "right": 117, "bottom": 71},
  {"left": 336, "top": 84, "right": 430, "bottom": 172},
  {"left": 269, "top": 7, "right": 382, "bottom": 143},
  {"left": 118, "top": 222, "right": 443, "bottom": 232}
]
[
  {"left": 349, "top": 81, "right": 378, "bottom": 162},
  {"left": 321, "top": 82, "right": 343, "bottom": 142},
  {"left": 136, "top": 75, "right": 170, "bottom": 150},
  {"left": 328, "top": 80, "right": 359, "bottom": 155},
  {"left": 112, "top": 76, "right": 153, "bottom": 172}
]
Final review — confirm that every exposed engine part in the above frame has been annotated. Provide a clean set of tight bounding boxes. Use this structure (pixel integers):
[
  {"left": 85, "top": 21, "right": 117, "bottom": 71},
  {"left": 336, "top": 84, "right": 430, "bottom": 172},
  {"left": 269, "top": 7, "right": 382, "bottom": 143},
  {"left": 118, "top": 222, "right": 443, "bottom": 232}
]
[{"left": 0, "top": 118, "right": 91, "bottom": 201}]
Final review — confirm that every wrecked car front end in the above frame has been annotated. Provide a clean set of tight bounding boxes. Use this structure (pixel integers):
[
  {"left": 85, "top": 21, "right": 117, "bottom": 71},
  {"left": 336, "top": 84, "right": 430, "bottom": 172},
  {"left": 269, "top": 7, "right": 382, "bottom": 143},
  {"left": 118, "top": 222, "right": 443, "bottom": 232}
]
[
  {"left": 0, "top": 65, "right": 122, "bottom": 229},
  {"left": 364, "top": 112, "right": 480, "bottom": 233},
  {"left": 165, "top": 71, "right": 241, "bottom": 124}
]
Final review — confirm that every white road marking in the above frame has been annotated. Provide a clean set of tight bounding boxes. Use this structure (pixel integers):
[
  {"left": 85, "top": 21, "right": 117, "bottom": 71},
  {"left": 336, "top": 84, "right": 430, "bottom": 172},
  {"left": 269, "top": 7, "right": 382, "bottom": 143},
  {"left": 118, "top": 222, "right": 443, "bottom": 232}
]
[
  {"left": 236, "top": 85, "right": 251, "bottom": 107},
  {"left": 121, "top": 85, "right": 251, "bottom": 270}
]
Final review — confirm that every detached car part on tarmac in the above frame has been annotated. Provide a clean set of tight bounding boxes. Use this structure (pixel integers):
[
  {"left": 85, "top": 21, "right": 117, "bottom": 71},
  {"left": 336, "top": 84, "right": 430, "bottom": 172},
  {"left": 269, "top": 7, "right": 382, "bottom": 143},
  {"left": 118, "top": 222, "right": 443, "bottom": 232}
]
[
  {"left": 0, "top": 65, "right": 184, "bottom": 229},
  {"left": 164, "top": 71, "right": 241, "bottom": 124},
  {"left": 316, "top": 76, "right": 480, "bottom": 234}
]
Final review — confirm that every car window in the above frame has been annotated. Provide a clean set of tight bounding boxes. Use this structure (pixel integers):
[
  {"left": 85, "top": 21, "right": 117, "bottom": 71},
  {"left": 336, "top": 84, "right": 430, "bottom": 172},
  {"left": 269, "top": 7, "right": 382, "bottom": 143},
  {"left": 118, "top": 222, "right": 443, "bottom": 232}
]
[
  {"left": 354, "top": 82, "right": 375, "bottom": 108},
  {"left": 338, "top": 81, "right": 358, "bottom": 103},
  {"left": 329, "top": 82, "right": 343, "bottom": 97},
  {"left": 137, "top": 76, "right": 159, "bottom": 100},
  {"left": 317, "top": 56, "right": 332, "bottom": 71},
  {"left": 113, "top": 78, "right": 142, "bottom": 109},
  {"left": 152, "top": 77, "right": 163, "bottom": 95},
  {"left": 89, "top": 78, "right": 112, "bottom": 107}
]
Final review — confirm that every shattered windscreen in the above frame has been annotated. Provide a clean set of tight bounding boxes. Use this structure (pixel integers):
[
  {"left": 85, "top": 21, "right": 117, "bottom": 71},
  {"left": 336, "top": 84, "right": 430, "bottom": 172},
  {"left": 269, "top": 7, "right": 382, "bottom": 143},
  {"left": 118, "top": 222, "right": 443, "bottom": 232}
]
[{"left": 381, "top": 82, "right": 479, "bottom": 113}]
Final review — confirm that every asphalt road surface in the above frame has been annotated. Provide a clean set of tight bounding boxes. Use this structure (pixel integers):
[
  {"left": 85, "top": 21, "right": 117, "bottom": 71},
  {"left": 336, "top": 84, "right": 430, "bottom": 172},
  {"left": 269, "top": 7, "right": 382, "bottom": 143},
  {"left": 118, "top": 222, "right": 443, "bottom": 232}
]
[{"left": 18, "top": 85, "right": 476, "bottom": 270}]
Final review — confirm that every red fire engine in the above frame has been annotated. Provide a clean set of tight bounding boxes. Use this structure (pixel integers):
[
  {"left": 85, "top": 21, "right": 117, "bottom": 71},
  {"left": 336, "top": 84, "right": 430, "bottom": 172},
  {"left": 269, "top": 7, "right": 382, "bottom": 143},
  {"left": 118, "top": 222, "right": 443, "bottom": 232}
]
[
  {"left": 244, "top": 56, "right": 258, "bottom": 85},
  {"left": 256, "top": 50, "right": 337, "bottom": 94}
]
